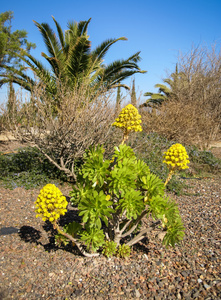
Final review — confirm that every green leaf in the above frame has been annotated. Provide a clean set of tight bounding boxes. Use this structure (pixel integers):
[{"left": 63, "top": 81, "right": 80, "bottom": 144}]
[
  {"left": 140, "top": 173, "right": 165, "bottom": 202},
  {"left": 63, "top": 221, "right": 82, "bottom": 237},
  {"left": 80, "top": 145, "right": 110, "bottom": 186},
  {"left": 80, "top": 227, "right": 105, "bottom": 252},
  {"left": 112, "top": 144, "right": 136, "bottom": 162},
  {"left": 117, "top": 189, "right": 144, "bottom": 220},
  {"left": 102, "top": 240, "right": 117, "bottom": 257},
  {"left": 117, "top": 244, "right": 131, "bottom": 258},
  {"left": 163, "top": 222, "right": 185, "bottom": 247},
  {"left": 135, "top": 159, "right": 150, "bottom": 177},
  {"left": 149, "top": 195, "right": 185, "bottom": 246},
  {"left": 78, "top": 189, "right": 114, "bottom": 228}
]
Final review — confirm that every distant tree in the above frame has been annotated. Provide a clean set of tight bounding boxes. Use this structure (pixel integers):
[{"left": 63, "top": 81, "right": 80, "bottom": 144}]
[
  {"left": 130, "top": 78, "right": 137, "bottom": 107},
  {"left": 140, "top": 65, "right": 183, "bottom": 108},
  {"left": 0, "top": 11, "right": 36, "bottom": 124},
  {"left": 115, "top": 85, "right": 122, "bottom": 116},
  {"left": 0, "top": 11, "right": 36, "bottom": 74}
]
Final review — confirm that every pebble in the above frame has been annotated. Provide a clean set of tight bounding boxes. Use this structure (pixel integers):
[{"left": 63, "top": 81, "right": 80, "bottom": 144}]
[
  {"left": 135, "top": 289, "right": 141, "bottom": 298},
  {"left": 203, "top": 283, "right": 211, "bottom": 289}
]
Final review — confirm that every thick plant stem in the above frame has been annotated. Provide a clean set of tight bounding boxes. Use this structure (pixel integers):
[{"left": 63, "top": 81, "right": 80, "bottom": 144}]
[
  {"left": 121, "top": 210, "right": 148, "bottom": 238},
  {"left": 53, "top": 222, "right": 99, "bottom": 257},
  {"left": 121, "top": 132, "right": 129, "bottom": 145},
  {"left": 112, "top": 210, "right": 148, "bottom": 246},
  {"left": 110, "top": 213, "right": 121, "bottom": 246},
  {"left": 125, "top": 220, "right": 161, "bottom": 246},
  {"left": 164, "top": 170, "right": 174, "bottom": 186}
]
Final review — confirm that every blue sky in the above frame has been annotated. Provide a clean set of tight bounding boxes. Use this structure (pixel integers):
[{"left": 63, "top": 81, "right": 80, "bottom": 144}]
[{"left": 1, "top": 0, "right": 221, "bottom": 104}]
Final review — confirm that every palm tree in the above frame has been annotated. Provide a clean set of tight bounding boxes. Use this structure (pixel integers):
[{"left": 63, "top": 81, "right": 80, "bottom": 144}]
[
  {"left": 140, "top": 65, "right": 183, "bottom": 108},
  {"left": 140, "top": 83, "right": 171, "bottom": 108},
  {"left": 0, "top": 16, "right": 146, "bottom": 104}
]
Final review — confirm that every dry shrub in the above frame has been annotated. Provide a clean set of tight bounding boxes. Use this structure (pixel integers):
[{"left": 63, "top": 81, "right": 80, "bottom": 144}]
[
  {"left": 141, "top": 98, "right": 220, "bottom": 150},
  {"left": 177, "top": 44, "right": 221, "bottom": 126},
  {"left": 141, "top": 44, "right": 221, "bottom": 149},
  {"left": 1, "top": 80, "right": 120, "bottom": 180}
]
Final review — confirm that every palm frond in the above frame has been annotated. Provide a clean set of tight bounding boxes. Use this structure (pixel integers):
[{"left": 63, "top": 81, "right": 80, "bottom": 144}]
[
  {"left": 52, "top": 16, "right": 65, "bottom": 52},
  {"left": 66, "top": 36, "right": 91, "bottom": 84},
  {"left": 65, "top": 19, "right": 90, "bottom": 57},
  {"left": 77, "top": 19, "right": 91, "bottom": 36},
  {"left": 22, "top": 52, "right": 52, "bottom": 80},
  {"left": 0, "top": 65, "right": 35, "bottom": 91},
  {"left": 91, "top": 37, "right": 127, "bottom": 63},
  {"left": 33, "top": 21, "right": 62, "bottom": 59},
  {"left": 149, "top": 93, "right": 166, "bottom": 100},
  {"left": 102, "top": 58, "right": 143, "bottom": 80},
  {"left": 125, "top": 51, "right": 142, "bottom": 63},
  {"left": 40, "top": 52, "right": 61, "bottom": 77},
  {"left": 111, "top": 83, "right": 130, "bottom": 90},
  {"left": 144, "top": 92, "right": 153, "bottom": 97},
  {"left": 154, "top": 84, "right": 171, "bottom": 96},
  {"left": 101, "top": 69, "right": 142, "bottom": 90},
  {"left": 141, "top": 89, "right": 167, "bottom": 108}
]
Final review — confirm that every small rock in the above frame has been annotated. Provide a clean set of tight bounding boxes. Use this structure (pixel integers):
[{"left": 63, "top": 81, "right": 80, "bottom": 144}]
[
  {"left": 177, "top": 292, "right": 182, "bottom": 299},
  {"left": 135, "top": 289, "right": 141, "bottom": 298},
  {"left": 203, "top": 283, "right": 211, "bottom": 289},
  {"left": 181, "top": 271, "right": 188, "bottom": 277},
  {"left": 74, "top": 289, "right": 82, "bottom": 296}
]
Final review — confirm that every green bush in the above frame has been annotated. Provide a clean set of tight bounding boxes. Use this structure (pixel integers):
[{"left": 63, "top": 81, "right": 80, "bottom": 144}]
[
  {"left": 63, "top": 143, "right": 185, "bottom": 256},
  {"left": 187, "top": 145, "right": 221, "bottom": 174},
  {"left": 0, "top": 147, "right": 68, "bottom": 189}
]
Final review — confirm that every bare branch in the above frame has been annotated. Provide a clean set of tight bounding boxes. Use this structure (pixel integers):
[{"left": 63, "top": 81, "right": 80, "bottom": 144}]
[
  {"left": 2, "top": 79, "right": 120, "bottom": 180},
  {"left": 121, "top": 210, "right": 148, "bottom": 238},
  {"left": 53, "top": 223, "right": 99, "bottom": 257},
  {"left": 126, "top": 220, "right": 161, "bottom": 247}
]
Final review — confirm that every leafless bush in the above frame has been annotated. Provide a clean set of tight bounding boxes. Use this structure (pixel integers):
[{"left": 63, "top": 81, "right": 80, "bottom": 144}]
[
  {"left": 141, "top": 44, "right": 221, "bottom": 148},
  {"left": 177, "top": 44, "right": 221, "bottom": 124},
  {"left": 142, "top": 99, "right": 220, "bottom": 149},
  {"left": 2, "top": 81, "right": 120, "bottom": 180}
]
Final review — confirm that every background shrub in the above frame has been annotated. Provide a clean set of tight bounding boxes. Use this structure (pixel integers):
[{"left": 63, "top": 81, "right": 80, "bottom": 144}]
[{"left": 0, "top": 147, "right": 68, "bottom": 189}]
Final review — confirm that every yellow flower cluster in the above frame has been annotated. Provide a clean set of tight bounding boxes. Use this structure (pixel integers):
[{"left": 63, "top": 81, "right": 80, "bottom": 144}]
[
  {"left": 163, "top": 143, "right": 190, "bottom": 171},
  {"left": 112, "top": 104, "right": 142, "bottom": 134},
  {"left": 35, "top": 184, "right": 68, "bottom": 222}
]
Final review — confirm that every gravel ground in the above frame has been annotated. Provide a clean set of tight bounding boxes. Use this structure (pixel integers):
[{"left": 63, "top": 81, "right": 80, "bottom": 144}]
[{"left": 0, "top": 177, "right": 221, "bottom": 300}]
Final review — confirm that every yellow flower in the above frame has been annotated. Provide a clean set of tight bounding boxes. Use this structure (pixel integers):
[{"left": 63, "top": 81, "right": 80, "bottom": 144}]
[
  {"left": 163, "top": 143, "right": 190, "bottom": 172},
  {"left": 112, "top": 104, "right": 142, "bottom": 134},
  {"left": 35, "top": 184, "right": 68, "bottom": 223}
]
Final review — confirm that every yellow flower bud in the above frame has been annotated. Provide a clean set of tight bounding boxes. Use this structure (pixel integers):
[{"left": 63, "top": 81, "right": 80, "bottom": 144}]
[
  {"left": 35, "top": 184, "right": 68, "bottom": 223},
  {"left": 112, "top": 104, "right": 142, "bottom": 134},
  {"left": 163, "top": 143, "right": 190, "bottom": 172}
]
